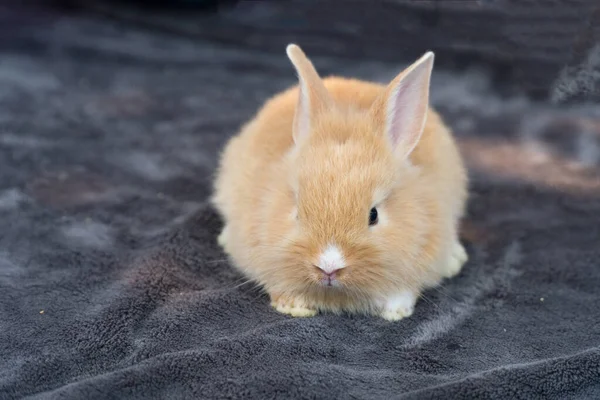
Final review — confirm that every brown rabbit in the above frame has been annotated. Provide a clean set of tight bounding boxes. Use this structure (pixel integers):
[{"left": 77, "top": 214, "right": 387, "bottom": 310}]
[{"left": 211, "top": 44, "right": 468, "bottom": 321}]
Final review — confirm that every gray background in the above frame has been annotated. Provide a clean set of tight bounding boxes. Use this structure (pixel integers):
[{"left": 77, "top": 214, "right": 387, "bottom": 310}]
[{"left": 1, "top": 2, "right": 599, "bottom": 399}]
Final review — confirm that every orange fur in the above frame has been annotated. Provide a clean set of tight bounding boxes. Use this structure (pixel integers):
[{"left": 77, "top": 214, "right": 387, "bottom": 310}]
[{"left": 211, "top": 45, "right": 468, "bottom": 320}]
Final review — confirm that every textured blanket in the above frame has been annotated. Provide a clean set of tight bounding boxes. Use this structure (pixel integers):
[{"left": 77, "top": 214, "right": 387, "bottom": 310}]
[{"left": 1, "top": 8, "right": 600, "bottom": 400}]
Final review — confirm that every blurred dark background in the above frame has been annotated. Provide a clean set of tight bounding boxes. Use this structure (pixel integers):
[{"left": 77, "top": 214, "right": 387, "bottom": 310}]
[
  {"left": 1, "top": 2, "right": 600, "bottom": 399},
  {"left": 3, "top": 0, "right": 599, "bottom": 103}
]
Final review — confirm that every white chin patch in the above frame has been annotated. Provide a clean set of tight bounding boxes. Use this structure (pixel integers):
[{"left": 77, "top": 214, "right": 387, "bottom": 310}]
[{"left": 318, "top": 245, "right": 346, "bottom": 274}]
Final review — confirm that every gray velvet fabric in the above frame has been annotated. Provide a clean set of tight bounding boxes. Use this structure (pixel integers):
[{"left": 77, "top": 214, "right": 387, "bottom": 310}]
[{"left": 1, "top": 11, "right": 599, "bottom": 400}]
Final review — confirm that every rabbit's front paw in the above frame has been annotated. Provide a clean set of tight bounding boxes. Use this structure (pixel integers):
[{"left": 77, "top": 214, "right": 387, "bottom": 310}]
[
  {"left": 217, "top": 226, "right": 229, "bottom": 247},
  {"left": 270, "top": 294, "right": 317, "bottom": 317},
  {"left": 380, "top": 291, "right": 416, "bottom": 321}
]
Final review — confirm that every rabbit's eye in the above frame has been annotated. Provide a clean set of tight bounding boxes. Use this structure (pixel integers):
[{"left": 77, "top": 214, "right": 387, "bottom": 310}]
[{"left": 369, "top": 207, "right": 378, "bottom": 226}]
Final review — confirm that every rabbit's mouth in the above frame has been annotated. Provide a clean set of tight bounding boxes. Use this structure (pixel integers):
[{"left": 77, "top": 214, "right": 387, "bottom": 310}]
[
  {"left": 312, "top": 264, "right": 344, "bottom": 288},
  {"left": 322, "top": 274, "right": 342, "bottom": 288}
]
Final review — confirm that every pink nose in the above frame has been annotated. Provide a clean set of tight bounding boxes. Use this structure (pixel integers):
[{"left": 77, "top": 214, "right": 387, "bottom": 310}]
[{"left": 323, "top": 270, "right": 338, "bottom": 278}]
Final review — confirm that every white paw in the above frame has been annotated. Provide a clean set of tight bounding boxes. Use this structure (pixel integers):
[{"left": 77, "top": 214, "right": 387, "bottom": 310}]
[
  {"left": 217, "top": 227, "right": 229, "bottom": 247},
  {"left": 271, "top": 295, "right": 317, "bottom": 318},
  {"left": 443, "top": 241, "right": 468, "bottom": 278},
  {"left": 380, "top": 291, "right": 417, "bottom": 321}
]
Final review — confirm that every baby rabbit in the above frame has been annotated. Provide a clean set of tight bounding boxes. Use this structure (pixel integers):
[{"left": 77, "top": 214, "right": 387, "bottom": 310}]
[{"left": 211, "top": 44, "right": 468, "bottom": 321}]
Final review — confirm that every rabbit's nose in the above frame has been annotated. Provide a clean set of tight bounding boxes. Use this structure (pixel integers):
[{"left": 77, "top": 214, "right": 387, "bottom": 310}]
[
  {"left": 315, "top": 266, "right": 342, "bottom": 287},
  {"left": 317, "top": 244, "right": 346, "bottom": 274},
  {"left": 321, "top": 269, "right": 340, "bottom": 278}
]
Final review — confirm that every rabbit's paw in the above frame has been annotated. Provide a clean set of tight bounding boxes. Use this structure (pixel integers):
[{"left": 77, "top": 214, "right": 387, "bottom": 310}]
[
  {"left": 270, "top": 294, "right": 317, "bottom": 318},
  {"left": 380, "top": 291, "right": 416, "bottom": 321},
  {"left": 443, "top": 241, "right": 468, "bottom": 278},
  {"left": 217, "top": 227, "right": 229, "bottom": 247}
]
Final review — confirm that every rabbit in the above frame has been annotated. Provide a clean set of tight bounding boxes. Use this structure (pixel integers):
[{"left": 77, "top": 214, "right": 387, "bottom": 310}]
[{"left": 211, "top": 44, "right": 469, "bottom": 321}]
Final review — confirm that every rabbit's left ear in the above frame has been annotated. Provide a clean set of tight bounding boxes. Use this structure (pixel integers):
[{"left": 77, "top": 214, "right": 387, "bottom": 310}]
[
  {"left": 286, "top": 44, "right": 333, "bottom": 144},
  {"left": 372, "top": 51, "right": 434, "bottom": 159}
]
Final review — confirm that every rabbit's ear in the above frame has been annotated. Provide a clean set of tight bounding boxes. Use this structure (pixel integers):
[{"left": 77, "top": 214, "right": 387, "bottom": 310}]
[
  {"left": 286, "top": 44, "right": 333, "bottom": 144},
  {"left": 372, "top": 52, "right": 434, "bottom": 159}
]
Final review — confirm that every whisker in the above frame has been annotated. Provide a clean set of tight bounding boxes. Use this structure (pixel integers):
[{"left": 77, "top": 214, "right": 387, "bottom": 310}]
[{"left": 205, "top": 258, "right": 230, "bottom": 265}]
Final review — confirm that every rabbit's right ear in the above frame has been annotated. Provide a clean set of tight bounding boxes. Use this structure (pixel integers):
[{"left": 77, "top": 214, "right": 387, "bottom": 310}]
[
  {"left": 370, "top": 51, "right": 434, "bottom": 160},
  {"left": 286, "top": 44, "right": 333, "bottom": 144}
]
